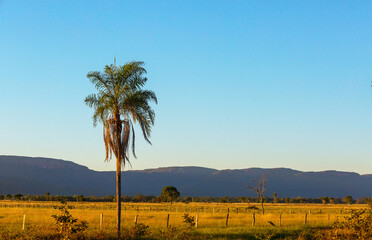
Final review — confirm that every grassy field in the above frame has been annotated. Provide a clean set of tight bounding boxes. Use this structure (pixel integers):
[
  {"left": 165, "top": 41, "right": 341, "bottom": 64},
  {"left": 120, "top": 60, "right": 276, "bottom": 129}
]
[{"left": 0, "top": 201, "right": 368, "bottom": 239}]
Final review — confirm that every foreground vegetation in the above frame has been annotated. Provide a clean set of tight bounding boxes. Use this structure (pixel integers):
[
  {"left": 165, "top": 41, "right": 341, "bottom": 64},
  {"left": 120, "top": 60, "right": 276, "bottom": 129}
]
[{"left": 0, "top": 201, "right": 371, "bottom": 239}]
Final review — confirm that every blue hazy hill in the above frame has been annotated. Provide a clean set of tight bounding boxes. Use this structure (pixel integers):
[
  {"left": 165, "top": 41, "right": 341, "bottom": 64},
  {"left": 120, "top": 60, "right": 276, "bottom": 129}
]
[{"left": 0, "top": 156, "right": 371, "bottom": 198}]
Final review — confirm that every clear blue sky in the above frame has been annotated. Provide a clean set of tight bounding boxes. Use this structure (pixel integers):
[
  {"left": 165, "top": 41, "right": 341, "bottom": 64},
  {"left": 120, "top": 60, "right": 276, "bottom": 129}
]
[{"left": 1, "top": 1, "right": 372, "bottom": 174}]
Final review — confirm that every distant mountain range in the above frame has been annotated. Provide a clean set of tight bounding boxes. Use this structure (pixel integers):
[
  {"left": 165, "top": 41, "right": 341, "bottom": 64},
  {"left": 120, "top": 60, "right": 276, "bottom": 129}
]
[{"left": 0, "top": 155, "right": 371, "bottom": 198}]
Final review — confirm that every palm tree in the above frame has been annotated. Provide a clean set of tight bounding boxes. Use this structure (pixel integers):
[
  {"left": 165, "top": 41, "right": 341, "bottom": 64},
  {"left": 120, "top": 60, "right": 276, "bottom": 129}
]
[
  {"left": 273, "top": 192, "right": 277, "bottom": 204},
  {"left": 85, "top": 61, "right": 157, "bottom": 237}
]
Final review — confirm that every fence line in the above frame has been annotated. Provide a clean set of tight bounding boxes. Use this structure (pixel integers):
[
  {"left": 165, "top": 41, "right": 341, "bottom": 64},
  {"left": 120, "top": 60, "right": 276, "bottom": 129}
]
[{"left": 0, "top": 203, "right": 357, "bottom": 217}]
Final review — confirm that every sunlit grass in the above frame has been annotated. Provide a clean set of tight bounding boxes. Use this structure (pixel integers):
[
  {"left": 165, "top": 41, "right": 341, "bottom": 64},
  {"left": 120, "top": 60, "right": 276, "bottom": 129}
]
[{"left": 0, "top": 201, "right": 367, "bottom": 239}]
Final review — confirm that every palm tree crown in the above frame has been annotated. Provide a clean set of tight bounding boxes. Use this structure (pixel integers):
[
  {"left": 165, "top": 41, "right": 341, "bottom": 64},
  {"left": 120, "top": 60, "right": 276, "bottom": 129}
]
[{"left": 85, "top": 61, "right": 157, "bottom": 165}]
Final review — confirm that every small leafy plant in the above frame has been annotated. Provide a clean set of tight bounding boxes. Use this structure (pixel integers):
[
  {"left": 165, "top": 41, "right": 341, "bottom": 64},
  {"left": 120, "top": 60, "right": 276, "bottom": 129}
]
[
  {"left": 182, "top": 213, "right": 195, "bottom": 228},
  {"left": 51, "top": 200, "right": 87, "bottom": 240},
  {"left": 129, "top": 223, "right": 150, "bottom": 239}
]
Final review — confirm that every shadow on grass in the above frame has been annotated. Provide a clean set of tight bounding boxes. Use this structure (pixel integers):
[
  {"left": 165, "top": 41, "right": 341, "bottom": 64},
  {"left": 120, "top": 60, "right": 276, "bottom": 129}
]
[{"left": 196, "top": 226, "right": 326, "bottom": 240}]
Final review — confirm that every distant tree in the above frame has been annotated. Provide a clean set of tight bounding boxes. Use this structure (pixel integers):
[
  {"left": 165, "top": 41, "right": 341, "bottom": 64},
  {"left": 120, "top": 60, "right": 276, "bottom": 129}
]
[
  {"left": 5, "top": 194, "right": 12, "bottom": 200},
  {"left": 273, "top": 192, "right": 277, "bottom": 204},
  {"left": 0, "top": 195, "right": 4, "bottom": 200},
  {"left": 296, "top": 197, "right": 305, "bottom": 203},
  {"left": 343, "top": 195, "right": 353, "bottom": 205},
  {"left": 160, "top": 186, "right": 180, "bottom": 204},
  {"left": 219, "top": 198, "right": 227, "bottom": 203},
  {"left": 220, "top": 196, "right": 232, "bottom": 203},
  {"left": 13, "top": 194, "right": 23, "bottom": 200},
  {"left": 183, "top": 196, "right": 192, "bottom": 204},
  {"left": 204, "top": 196, "right": 213, "bottom": 203},
  {"left": 77, "top": 195, "right": 84, "bottom": 202},
  {"left": 192, "top": 196, "right": 201, "bottom": 202},
  {"left": 85, "top": 60, "right": 157, "bottom": 238},
  {"left": 134, "top": 194, "right": 146, "bottom": 202},
  {"left": 106, "top": 195, "right": 115, "bottom": 202},
  {"left": 45, "top": 192, "right": 50, "bottom": 201},
  {"left": 321, "top": 197, "right": 330, "bottom": 204},
  {"left": 329, "top": 197, "right": 336, "bottom": 204},
  {"left": 247, "top": 172, "right": 268, "bottom": 214},
  {"left": 365, "top": 197, "right": 372, "bottom": 209},
  {"left": 121, "top": 196, "right": 131, "bottom": 202}
]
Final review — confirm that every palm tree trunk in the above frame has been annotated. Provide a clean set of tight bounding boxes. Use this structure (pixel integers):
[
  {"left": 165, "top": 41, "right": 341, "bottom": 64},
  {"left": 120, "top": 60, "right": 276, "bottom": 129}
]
[{"left": 116, "top": 157, "right": 121, "bottom": 238}]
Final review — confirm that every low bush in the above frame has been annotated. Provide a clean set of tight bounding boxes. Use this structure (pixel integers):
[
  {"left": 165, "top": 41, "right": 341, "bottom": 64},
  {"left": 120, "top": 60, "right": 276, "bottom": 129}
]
[
  {"left": 316, "top": 209, "right": 372, "bottom": 239},
  {"left": 51, "top": 200, "right": 88, "bottom": 240}
]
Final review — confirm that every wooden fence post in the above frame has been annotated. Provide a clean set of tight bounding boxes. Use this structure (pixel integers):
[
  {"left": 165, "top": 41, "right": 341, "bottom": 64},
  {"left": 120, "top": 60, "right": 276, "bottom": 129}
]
[
  {"left": 252, "top": 212, "right": 255, "bottom": 226},
  {"left": 100, "top": 214, "right": 103, "bottom": 230},
  {"left": 279, "top": 211, "right": 282, "bottom": 226},
  {"left": 225, "top": 213, "right": 229, "bottom": 227},
  {"left": 304, "top": 213, "right": 307, "bottom": 225},
  {"left": 328, "top": 211, "right": 330, "bottom": 224},
  {"left": 22, "top": 214, "right": 26, "bottom": 231},
  {"left": 166, "top": 214, "right": 170, "bottom": 228},
  {"left": 196, "top": 214, "right": 199, "bottom": 228}
]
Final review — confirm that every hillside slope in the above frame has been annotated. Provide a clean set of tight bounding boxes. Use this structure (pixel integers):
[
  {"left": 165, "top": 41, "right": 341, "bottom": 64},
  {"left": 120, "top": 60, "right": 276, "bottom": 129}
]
[{"left": 0, "top": 156, "right": 371, "bottom": 198}]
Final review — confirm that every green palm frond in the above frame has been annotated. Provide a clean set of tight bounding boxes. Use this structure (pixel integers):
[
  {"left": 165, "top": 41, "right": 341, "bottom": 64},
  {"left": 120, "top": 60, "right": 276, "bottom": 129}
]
[{"left": 85, "top": 61, "right": 157, "bottom": 167}]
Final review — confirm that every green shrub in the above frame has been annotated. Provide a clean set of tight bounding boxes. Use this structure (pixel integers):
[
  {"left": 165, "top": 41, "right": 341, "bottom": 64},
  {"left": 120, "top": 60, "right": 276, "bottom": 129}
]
[
  {"left": 182, "top": 213, "right": 195, "bottom": 228},
  {"left": 129, "top": 223, "right": 150, "bottom": 239},
  {"left": 51, "top": 200, "right": 88, "bottom": 240}
]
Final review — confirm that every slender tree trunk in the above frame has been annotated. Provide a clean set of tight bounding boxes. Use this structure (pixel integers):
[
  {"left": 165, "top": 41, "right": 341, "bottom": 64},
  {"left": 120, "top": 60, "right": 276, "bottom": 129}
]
[
  {"left": 116, "top": 157, "right": 121, "bottom": 238},
  {"left": 260, "top": 197, "right": 264, "bottom": 215}
]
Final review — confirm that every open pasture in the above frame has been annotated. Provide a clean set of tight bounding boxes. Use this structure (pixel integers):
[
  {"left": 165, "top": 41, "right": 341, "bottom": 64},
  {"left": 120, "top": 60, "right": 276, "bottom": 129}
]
[{"left": 0, "top": 201, "right": 368, "bottom": 239}]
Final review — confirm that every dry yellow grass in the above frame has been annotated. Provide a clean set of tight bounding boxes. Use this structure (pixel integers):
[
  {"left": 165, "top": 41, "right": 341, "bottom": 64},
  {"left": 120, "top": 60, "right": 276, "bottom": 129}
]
[{"left": 0, "top": 201, "right": 367, "bottom": 233}]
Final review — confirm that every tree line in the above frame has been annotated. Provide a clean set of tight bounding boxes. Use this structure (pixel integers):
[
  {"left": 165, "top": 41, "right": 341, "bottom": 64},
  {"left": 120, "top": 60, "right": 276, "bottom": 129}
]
[{"left": 1, "top": 193, "right": 370, "bottom": 205}]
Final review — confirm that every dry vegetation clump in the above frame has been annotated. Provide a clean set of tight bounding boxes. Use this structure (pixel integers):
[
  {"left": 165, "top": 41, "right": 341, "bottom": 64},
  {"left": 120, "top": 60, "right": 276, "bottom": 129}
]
[
  {"left": 159, "top": 226, "right": 210, "bottom": 240},
  {"left": 315, "top": 209, "right": 372, "bottom": 239},
  {"left": 0, "top": 226, "right": 60, "bottom": 240},
  {"left": 0, "top": 224, "right": 209, "bottom": 240}
]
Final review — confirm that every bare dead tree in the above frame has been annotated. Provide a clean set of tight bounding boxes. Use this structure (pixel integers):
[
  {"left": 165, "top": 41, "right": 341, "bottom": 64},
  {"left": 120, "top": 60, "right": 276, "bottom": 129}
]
[{"left": 247, "top": 171, "right": 268, "bottom": 215}]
